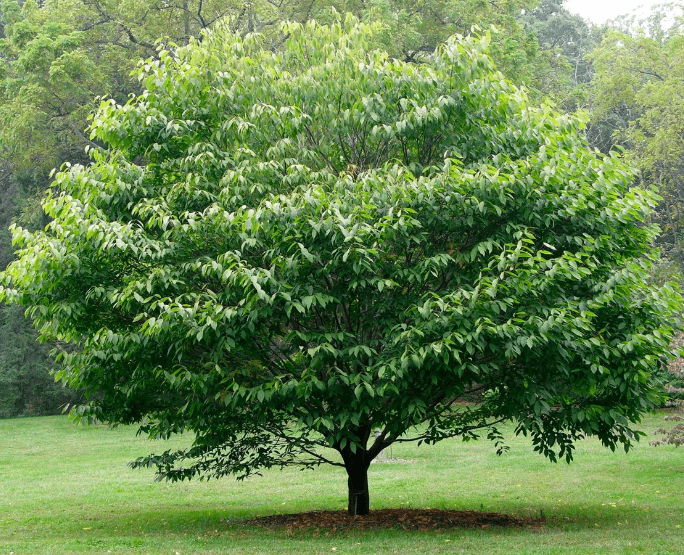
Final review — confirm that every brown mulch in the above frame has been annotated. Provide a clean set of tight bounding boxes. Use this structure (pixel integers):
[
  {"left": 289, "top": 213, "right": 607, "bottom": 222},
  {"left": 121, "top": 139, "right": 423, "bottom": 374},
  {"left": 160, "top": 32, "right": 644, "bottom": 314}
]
[{"left": 248, "top": 508, "right": 544, "bottom": 531}]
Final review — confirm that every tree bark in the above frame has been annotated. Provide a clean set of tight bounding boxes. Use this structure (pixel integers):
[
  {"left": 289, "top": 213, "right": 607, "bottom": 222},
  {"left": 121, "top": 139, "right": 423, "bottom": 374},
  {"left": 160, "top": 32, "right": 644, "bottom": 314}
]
[
  {"left": 343, "top": 451, "right": 370, "bottom": 516},
  {"left": 183, "top": 0, "right": 190, "bottom": 40}
]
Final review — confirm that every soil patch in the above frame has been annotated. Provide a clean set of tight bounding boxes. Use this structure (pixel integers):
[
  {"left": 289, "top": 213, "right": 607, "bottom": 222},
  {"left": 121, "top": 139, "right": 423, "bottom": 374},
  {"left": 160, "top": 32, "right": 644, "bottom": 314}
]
[{"left": 249, "top": 508, "right": 544, "bottom": 531}]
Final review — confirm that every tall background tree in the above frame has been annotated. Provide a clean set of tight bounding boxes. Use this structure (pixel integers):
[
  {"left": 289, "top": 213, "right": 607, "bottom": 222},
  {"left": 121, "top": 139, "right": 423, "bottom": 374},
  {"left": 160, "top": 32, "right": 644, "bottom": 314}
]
[
  {"left": 521, "top": 0, "right": 600, "bottom": 109},
  {"left": 589, "top": 3, "right": 684, "bottom": 269}
]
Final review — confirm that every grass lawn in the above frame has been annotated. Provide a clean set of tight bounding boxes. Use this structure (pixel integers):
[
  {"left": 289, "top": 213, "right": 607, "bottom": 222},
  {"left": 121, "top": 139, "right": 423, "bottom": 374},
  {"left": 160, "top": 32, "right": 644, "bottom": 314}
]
[{"left": 1, "top": 413, "right": 683, "bottom": 554}]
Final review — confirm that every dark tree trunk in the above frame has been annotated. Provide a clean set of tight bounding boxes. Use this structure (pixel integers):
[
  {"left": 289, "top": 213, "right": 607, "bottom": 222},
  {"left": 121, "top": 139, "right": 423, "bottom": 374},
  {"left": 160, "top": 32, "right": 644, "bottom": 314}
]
[
  {"left": 346, "top": 458, "right": 370, "bottom": 516},
  {"left": 339, "top": 426, "right": 373, "bottom": 516}
]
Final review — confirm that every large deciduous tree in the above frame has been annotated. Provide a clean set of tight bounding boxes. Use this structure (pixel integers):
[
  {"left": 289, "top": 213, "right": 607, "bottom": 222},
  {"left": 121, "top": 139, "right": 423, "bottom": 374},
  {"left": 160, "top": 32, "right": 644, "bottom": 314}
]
[{"left": 1, "top": 17, "right": 681, "bottom": 515}]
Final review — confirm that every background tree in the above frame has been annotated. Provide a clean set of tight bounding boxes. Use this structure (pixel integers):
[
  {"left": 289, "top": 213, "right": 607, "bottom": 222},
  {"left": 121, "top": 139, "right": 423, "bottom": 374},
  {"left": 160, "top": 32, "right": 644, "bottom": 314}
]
[
  {"left": 589, "top": 4, "right": 684, "bottom": 267},
  {"left": 2, "top": 18, "right": 680, "bottom": 514},
  {"left": 521, "top": 0, "right": 599, "bottom": 108},
  {"left": 327, "top": 0, "right": 549, "bottom": 87},
  {"left": 0, "top": 303, "right": 76, "bottom": 417}
]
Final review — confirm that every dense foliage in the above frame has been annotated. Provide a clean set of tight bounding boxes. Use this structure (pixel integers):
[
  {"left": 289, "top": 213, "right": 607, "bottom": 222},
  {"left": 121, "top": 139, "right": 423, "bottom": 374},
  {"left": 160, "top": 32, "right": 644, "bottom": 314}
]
[
  {"left": 0, "top": 0, "right": 576, "bottom": 418},
  {"left": 650, "top": 331, "right": 684, "bottom": 447},
  {"left": 1, "top": 18, "right": 681, "bottom": 514},
  {"left": 590, "top": 6, "right": 684, "bottom": 267}
]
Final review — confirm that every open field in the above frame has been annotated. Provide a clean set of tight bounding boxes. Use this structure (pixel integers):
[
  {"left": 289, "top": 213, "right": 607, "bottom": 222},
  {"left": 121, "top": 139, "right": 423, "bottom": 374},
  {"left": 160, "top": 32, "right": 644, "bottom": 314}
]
[{"left": 1, "top": 413, "right": 683, "bottom": 554}]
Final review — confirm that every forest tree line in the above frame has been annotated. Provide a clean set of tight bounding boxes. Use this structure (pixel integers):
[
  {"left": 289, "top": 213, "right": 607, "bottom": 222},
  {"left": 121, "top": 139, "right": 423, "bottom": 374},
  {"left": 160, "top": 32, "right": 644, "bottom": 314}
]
[{"left": 0, "top": 0, "right": 682, "bottom": 417}]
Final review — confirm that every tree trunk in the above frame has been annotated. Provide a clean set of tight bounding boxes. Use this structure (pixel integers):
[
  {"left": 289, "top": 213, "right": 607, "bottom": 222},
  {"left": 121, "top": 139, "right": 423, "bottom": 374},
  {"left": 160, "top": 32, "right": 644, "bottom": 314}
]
[
  {"left": 344, "top": 454, "right": 370, "bottom": 516},
  {"left": 182, "top": 0, "right": 190, "bottom": 39}
]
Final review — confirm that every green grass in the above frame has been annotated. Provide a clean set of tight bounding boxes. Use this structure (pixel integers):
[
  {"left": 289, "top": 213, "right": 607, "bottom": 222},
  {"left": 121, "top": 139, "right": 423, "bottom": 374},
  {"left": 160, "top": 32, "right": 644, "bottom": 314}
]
[{"left": 1, "top": 414, "right": 683, "bottom": 554}]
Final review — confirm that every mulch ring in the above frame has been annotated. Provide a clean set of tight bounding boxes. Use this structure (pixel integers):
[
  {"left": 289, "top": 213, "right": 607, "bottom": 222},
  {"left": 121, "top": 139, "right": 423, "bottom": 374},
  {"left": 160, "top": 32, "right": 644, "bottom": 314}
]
[{"left": 249, "top": 508, "right": 544, "bottom": 531}]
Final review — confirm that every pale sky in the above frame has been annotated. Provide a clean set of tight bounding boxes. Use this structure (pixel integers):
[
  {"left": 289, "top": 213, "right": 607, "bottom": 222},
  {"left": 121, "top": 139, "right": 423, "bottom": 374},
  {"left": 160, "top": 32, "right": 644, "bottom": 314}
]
[{"left": 564, "top": 0, "right": 670, "bottom": 24}]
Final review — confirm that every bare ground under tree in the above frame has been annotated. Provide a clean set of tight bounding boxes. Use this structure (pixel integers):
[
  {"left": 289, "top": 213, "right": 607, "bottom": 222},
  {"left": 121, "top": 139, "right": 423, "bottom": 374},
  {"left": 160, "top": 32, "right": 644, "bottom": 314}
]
[{"left": 248, "top": 508, "right": 545, "bottom": 532}]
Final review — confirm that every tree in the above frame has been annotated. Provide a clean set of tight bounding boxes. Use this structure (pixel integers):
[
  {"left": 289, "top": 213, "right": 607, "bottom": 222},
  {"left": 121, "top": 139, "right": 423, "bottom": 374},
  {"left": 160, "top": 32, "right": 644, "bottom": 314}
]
[
  {"left": 588, "top": 4, "right": 684, "bottom": 265},
  {"left": 521, "top": 0, "right": 600, "bottom": 108},
  {"left": 1, "top": 17, "right": 681, "bottom": 515}
]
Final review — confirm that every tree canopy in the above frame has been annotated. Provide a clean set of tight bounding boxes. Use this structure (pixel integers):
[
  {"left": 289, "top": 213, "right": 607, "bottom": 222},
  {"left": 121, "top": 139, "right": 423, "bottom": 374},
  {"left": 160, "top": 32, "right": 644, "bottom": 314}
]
[
  {"left": 1, "top": 16, "right": 682, "bottom": 515},
  {"left": 0, "top": 0, "right": 584, "bottom": 419}
]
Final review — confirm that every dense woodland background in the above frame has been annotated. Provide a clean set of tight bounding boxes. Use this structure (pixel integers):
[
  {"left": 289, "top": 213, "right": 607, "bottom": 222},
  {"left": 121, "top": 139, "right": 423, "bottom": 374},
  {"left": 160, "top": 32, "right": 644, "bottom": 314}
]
[{"left": 0, "top": 0, "right": 683, "bottom": 418}]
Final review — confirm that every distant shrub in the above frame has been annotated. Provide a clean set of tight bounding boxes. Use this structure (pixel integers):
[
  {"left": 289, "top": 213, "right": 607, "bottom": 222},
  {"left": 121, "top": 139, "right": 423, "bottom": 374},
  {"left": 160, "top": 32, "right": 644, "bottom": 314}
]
[{"left": 650, "top": 332, "right": 684, "bottom": 447}]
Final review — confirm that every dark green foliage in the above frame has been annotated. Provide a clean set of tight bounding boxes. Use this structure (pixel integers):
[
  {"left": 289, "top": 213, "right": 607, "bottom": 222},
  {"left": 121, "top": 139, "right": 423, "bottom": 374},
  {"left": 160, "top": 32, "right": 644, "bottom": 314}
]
[
  {"left": 0, "top": 304, "right": 77, "bottom": 417},
  {"left": 0, "top": 165, "right": 70, "bottom": 418}
]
